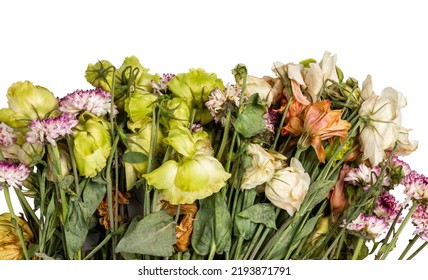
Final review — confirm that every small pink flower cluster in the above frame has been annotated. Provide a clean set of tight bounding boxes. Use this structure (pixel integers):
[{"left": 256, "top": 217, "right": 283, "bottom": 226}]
[
  {"left": 0, "top": 123, "right": 17, "bottom": 147},
  {"left": 411, "top": 204, "right": 428, "bottom": 241},
  {"left": 344, "top": 163, "right": 391, "bottom": 191}
]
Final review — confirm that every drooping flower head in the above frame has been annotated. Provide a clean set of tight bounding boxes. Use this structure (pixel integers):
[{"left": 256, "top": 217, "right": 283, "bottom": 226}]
[
  {"left": 284, "top": 100, "right": 351, "bottom": 163},
  {"left": 0, "top": 161, "right": 31, "bottom": 190},
  {"left": 26, "top": 113, "right": 78, "bottom": 146},
  {"left": 0, "top": 123, "right": 17, "bottom": 147},
  {"left": 59, "top": 88, "right": 118, "bottom": 117},
  {"left": 205, "top": 85, "right": 241, "bottom": 126},
  {"left": 346, "top": 213, "right": 388, "bottom": 240}
]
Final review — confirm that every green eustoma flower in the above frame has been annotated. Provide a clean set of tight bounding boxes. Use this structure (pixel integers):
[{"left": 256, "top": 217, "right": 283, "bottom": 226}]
[
  {"left": 0, "top": 81, "right": 58, "bottom": 128},
  {"left": 72, "top": 113, "right": 112, "bottom": 178},
  {"left": 143, "top": 126, "right": 230, "bottom": 204}
]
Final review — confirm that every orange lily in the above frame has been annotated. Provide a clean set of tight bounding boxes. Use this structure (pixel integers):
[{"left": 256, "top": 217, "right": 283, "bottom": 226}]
[{"left": 285, "top": 100, "right": 351, "bottom": 163}]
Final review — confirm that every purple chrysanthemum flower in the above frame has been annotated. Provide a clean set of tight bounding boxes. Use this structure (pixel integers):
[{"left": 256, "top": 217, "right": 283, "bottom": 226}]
[
  {"left": 344, "top": 163, "right": 390, "bottom": 190},
  {"left": 346, "top": 213, "right": 388, "bottom": 240},
  {"left": 26, "top": 113, "right": 79, "bottom": 146},
  {"left": 152, "top": 73, "right": 175, "bottom": 95},
  {"left": 391, "top": 154, "right": 412, "bottom": 178},
  {"left": 411, "top": 204, "right": 428, "bottom": 241},
  {"left": 374, "top": 190, "right": 402, "bottom": 223},
  {"left": 0, "top": 161, "right": 30, "bottom": 190},
  {"left": 59, "top": 88, "right": 117, "bottom": 117},
  {"left": 0, "top": 123, "right": 17, "bottom": 147}
]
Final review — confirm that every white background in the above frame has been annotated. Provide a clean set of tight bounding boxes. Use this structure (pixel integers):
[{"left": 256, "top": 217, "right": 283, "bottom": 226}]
[{"left": 0, "top": 0, "right": 427, "bottom": 261}]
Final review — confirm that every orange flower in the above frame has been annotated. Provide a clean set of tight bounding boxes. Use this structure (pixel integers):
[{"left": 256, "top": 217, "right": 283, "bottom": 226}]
[
  {"left": 284, "top": 100, "right": 351, "bottom": 163},
  {"left": 97, "top": 190, "right": 130, "bottom": 230}
]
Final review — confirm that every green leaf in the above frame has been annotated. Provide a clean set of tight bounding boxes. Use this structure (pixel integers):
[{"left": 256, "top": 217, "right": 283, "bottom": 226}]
[
  {"left": 82, "top": 179, "right": 106, "bottom": 216},
  {"left": 238, "top": 203, "right": 277, "bottom": 229},
  {"left": 122, "top": 151, "right": 148, "bottom": 163},
  {"left": 59, "top": 175, "right": 75, "bottom": 191},
  {"left": 115, "top": 211, "right": 176, "bottom": 257},
  {"left": 298, "top": 180, "right": 334, "bottom": 217},
  {"left": 191, "top": 193, "right": 232, "bottom": 255},
  {"left": 234, "top": 93, "right": 266, "bottom": 138},
  {"left": 234, "top": 189, "right": 258, "bottom": 239},
  {"left": 64, "top": 197, "right": 90, "bottom": 259}
]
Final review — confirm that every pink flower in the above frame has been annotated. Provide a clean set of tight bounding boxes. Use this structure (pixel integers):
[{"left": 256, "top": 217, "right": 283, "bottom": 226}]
[
  {"left": 374, "top": 190, "right": 402, "bottom": 223},
  {"left": 344, "top": 163, "right": 390, "bottom": 190},
  {"left": 59, "top": 88, "right": 117, "bottom": 117},
  {"left": 0, "top": 161, "right": 30, "bottom": 190},
  {"left": 411, "top": 204, "right": 428, "bottom": 241},
  {"left": 26, "top": 114, "right": 79, "bottom": 146},
  {"left": 403, "top": 172, "right": 428, "bottom": 204},
  {"left": 205, "top": 85, "right": 241, "bottom": 126},
  {"left": 152, "top": 73, "right": 175, "bottom": 95},
  {"left": 0, "top": 123, "right": 17, "bottom": 147},
  {"left": 346, "top": 213, "right": 388, "bottom": 240}
]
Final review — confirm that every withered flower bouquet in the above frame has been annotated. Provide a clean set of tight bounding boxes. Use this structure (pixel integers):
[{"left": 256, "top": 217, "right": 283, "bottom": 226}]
[{"left": 0, "top": 52, "right": 426, "bottom": 260}]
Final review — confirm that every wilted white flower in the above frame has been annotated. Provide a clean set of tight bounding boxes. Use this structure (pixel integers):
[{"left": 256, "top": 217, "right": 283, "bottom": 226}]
[
  {"left": 240, "top": 144, "right": 276, "bottom": 190},
  {"left": 265, "top": 157, "right": 311, "bottom": 216}
]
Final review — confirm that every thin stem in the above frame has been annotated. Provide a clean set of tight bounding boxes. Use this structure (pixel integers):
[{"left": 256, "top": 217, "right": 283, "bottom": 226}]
[
  {"left": 13, "top": 188, "right": 40, "bottom": 227},
  {"left": 407, "top": 241, "right": 428, "bottom": 260},
  {"left": 216, "top": 110, "right": 231, "bottom": 161},
  {"left": 399, "top": 235, "right": 419, "bottom": 260},
  {"left": 271, "top": 95, "right": 293, "bottom": 151},
  {"left": 3, "top": 187, "right": 30, "bottom": 260},
  {"left": 83, "top": 233, "right": 113, "bottom": 260},
  {"left": 66, "top": 137, "right": 81, "bottom": 196},
  {"left": 380, "top": 202, "right": 419, "bottom": 260}
]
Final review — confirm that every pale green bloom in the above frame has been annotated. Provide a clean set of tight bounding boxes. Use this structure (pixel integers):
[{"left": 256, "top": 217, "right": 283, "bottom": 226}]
[
  {"left": 72, "top": 114, "right": 111, "bottom": 178},
  {"left": 143, "top": 154, "right": 231, "bottom": 204},
  {"left": 159, "top": 97, "right": 191, "bottom": 129},
  {"left": 124, "top": 90, "right": 159, "bottom": 123},
  {"left": 85, "top": 60, "right": 115, "bottom": 92},
  {"left": 116, "top": 56, "right": 160, "bottom": 92},
  {"left": 0, "top": 81, "right": 58, "bottom": 128},
  {"left": 168, "top": 68, "right": 224, "bottom": 124},
  {"left": 163, "top": 126, "right": 196, "bottom": 158}
]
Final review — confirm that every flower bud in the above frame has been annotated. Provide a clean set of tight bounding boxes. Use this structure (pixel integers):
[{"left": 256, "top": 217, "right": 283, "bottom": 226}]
[
  {"left": 47, "top": 142, "right": 72, "bottom": 183},
  {"left": 85, "top": 60, "right": 115, "bottom": 92}
]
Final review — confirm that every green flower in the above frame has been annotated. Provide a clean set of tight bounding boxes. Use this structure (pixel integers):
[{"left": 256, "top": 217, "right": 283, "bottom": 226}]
[
  {"left": 85, "top": 60, "right": 115, "bottom": 92},
  {"left": 143, "top": 154, "right": 230, "bottom": 204},
  {"left": 168, "top": 68, "right": 224, "bottom": 124},
  {"left": 159, "top": 97, "right": 191, "bottom": 129},
  {"left": 0, "top": 81, "right": 58, "bottom": 128},
  {"left": 124, "top": 90, "right": 159, "bottom": 123},
  {"left": 72, "top": 114, "right": 112, "bottom": 178},
  {"left": 163, "top": 126, "right": 196, "bottom": 158},
  {"left": 116, "top": 56, "right": 160, "bottom": 93}
]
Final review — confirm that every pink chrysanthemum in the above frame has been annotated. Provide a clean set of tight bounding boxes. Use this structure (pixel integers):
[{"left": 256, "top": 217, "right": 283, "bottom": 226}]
[
  {"left": 373, "top": 190, "right": 402, "bottom": 223},
  {"left": 0, "top": 123, "right": 17, "bottom": 147},
  {"left": 344, "top": 163, "right": 390, "bottom": 190},
  {"left": 26, "top": 113, "right": 79, "bottom": 146},
  {"left": 0, "top": 161, "right": 30, "bottom": 190},
  {"left": 411, "top": 204, "right": 428, "bottom": 241},
  {"left": 403, "top": 172, "right": 428, "bottom": 204},
  {"left": 59, "top": 88, "right": 117, "bottom": 117},
  {"left": 346, "top": 213, "right": 388, "bottom": 240},
  {"left": 152, "top": 73, "right": 175, "bottom": 95}
]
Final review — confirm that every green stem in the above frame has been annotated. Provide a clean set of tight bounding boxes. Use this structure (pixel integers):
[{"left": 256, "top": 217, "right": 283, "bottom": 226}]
[
  {"left": 399, "top": 235, "right": 419, "bottom": 260},
  {"left": 83, "top": 233, "right": 113, "bottom": 260},
  {"left": 248, "top": 227, "right": 273, "bottom": 260},
  {"left": 233, "top": 236, "right": 245, "bottom": 260},
  {"left": 380, "top": 202, "right": 419, "bottom": 260},
  {"left": 407, "top": 241, "right": 428, "bottom": 260},
  {"left": 271, "top": 96, "right": 292, "bottom": 151},
  {"left": 216, "top": 110, "right": 232, "bottom": 161},
  {"left": 352, "top": 237, "right": 364, "bottom": 260},
  {"left": 3, "top": 187, "right": 30, "bottom": 260},
  {"left": 256, "top": 217, "right": 292, "bottom": 260},
  {"left": 242, "top": 223, "right": 265, "bottom": 260},
  {"left": 66, "top": 137, "right": 81, "bottom": 196},
  {"left": 13, "top": 188, "right": 40, "bottom": 227}
]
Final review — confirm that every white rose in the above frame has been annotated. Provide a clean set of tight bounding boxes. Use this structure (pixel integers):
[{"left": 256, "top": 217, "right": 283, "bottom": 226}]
[
  {"left": 240, "top": 143, "right": 276, "bottom": 190},
  {"left": 265, "top": 157, "right": 311, "bottom": 216},
  {"left": 244, "top": 75, "right": 273, "bottom": 107}
]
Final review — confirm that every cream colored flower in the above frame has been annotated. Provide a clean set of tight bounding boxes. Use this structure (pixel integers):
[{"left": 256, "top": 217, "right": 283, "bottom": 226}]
[
  {"left": 240, "top": 144, "right": 276, "bottom": 190},
  {"left": 303, "top": 51, "right": 338, "bottom": 102},
  {"left": 244, "top": 75, "right": 274, "bottom": 107},
  {"left": 359, "top": 85, "right": 409, "bottom": 165},
  {"left": 265, "top": 157, "right": 311, "bottom": 216}
]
